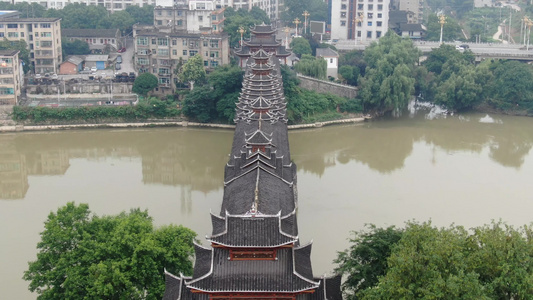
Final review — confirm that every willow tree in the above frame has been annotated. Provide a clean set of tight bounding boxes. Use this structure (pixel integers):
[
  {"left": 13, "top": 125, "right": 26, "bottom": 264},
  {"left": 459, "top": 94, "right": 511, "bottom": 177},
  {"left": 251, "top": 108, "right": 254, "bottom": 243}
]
[
  {"left": 358, "top": 31, "right": 420, "bottom": 115},
  {"left": 294, "top": 54, "right": 327, "bottom": 80}
]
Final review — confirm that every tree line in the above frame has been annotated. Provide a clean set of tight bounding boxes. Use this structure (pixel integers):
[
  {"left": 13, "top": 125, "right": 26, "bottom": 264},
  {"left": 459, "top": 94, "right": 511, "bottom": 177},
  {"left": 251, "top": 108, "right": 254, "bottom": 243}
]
[{"left": 335, "top": 221, "right": 533, "bottom": 299}]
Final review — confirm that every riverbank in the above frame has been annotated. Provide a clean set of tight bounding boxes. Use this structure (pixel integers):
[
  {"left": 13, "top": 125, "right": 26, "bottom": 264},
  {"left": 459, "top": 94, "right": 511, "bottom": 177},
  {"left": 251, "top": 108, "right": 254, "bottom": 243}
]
[{"left": 0, "top": 116, "right": 368, "bottom": 133}]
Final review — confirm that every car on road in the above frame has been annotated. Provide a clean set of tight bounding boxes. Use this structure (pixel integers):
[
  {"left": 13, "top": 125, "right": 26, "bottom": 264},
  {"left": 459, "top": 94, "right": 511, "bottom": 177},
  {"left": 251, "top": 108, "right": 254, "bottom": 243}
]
[
  {"left": 51, "top": 73, "right": 58, "bottom": 80},
  {"left": 115, "top": 62, "right": 121, "bottom": 70},
  {"left": 455, "top": 45, "right": 465, "bottom": 52},
  {"left": 116, "top": 55, "right": 122, "bottom": 63},
  {"left": 117, "top": 47, "right": 126, "bottom": 53},
  {"left": 90, "top": 66, "right": 97, "bottom": 72},
  {"left": 35, "top": 74, "right": 42, "bottom": 79}
]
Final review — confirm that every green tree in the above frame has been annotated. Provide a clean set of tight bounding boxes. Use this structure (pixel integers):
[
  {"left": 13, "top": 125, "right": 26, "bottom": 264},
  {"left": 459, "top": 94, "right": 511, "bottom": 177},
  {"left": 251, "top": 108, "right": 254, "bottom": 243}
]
[
  {"left": 178, "top": 54, "right": 206, "bottom": 90},
  {"left": 334, "top": 225, "right": 403, "bottom": 299},
  {"left": 360, "top": 222, "right": 488, "bottom": 299},
  {"left": 133, "top": 73, "right": 159, "bottom": 96},
  {"left": 224, "top": 7, "right": 270, "bottom": 47},
  {"left": 125, "top": 5, "right": 154, "bottom": 25},
  {"left": 290, "top": 37, "right": 312, "bottom": 57},
  {"left": 181, "top": 86, "right": 218, "bottom": 122},
  {"left": 487, "top": 60, "right": 533, "bottom": 111},
  {"left": 23, "top": 202, "right": 196, "bottom": 300},
  {"left": 62, "top": 38, "right": 90, "bottom": 58},
  {"left": 338, "top": 65, "right": 359, "bottom": 85},
  {"left": 0, "top": 38, "right": 30, "bottom": 73},
  {"left": 293, "top": 54, "right": 327, "bottom": 79},
  {"left": 281, "top": 0, "right": 328, "bottom": 23},
  {"left": 358, "top": 31, "right": 420, "bottom": 115},
  {"left": 109, "top": 10, "right": 136, "bottom": 33}
]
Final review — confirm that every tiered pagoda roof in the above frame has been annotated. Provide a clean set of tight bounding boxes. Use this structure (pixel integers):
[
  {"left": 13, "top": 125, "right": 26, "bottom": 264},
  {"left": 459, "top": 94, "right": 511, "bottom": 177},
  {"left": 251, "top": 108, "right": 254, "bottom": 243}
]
[{"left": 163, "top": 24, "right": 340, "bottom": 300}]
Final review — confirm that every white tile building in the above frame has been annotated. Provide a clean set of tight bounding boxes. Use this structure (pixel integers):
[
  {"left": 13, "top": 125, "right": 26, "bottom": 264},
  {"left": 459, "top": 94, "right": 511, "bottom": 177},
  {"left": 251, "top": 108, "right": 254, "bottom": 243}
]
[
  {"left": 331, "top": 0, "right": 389, "bottom": 43},
  {"left": 0, "top": 0, "right": 156, "bottom": 12}
]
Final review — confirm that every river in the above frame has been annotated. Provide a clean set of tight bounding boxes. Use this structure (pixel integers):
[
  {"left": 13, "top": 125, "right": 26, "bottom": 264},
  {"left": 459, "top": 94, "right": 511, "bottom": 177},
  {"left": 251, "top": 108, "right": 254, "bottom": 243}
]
[{"left": 1, "top": 111, "right": 533, "bottom": 299}]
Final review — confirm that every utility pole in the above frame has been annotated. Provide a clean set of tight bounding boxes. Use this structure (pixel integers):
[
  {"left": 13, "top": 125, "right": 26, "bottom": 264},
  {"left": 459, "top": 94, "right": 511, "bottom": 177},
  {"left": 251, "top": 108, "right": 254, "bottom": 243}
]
[
  {"left": 439, "top": 14, "right": 446, "bottom": 44},
  {"left": 509, "top": 8, "right": 512, "bottom": 43}
]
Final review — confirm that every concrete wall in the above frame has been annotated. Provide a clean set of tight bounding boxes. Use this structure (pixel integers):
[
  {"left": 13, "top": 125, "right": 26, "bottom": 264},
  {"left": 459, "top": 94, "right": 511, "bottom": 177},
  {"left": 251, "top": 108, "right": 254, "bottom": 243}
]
[
  {"left": 26, "top": 82, "right": 133, "bottom": 95},
  {"left": 297, "top": 74, "right": 357, "bottom": 99}
]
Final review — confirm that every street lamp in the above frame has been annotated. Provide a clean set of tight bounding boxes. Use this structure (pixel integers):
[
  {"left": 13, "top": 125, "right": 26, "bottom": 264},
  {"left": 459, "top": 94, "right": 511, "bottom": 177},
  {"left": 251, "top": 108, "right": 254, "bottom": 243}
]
[
  {"left": 302, "top": 11, "right": 310, "bottom": 35},
  {"left": 354, "top": 11, "right": 364, "bottom": 45},
  {"left": 293, "top": 18, "right": 301, "bottom": 37},
  {"left": 238, "top": 26, "right": 246, "bottom": 47},
  {"left": 439, "top": 14, "right": 446, "bottom": 45},
  {"left": 526, "top": 17, "right": 533, "bottom": 50}
]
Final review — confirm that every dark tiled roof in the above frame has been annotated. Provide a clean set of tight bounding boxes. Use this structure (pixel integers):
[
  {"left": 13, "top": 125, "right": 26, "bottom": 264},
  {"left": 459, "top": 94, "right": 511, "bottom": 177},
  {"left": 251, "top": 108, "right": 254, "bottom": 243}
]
[
  {"left": 316, "top": 48, "right": 338, "bottom": 58},
  {"left": 0, "top": 49, "right": 19, "bottom": 56},
  {"left": 62, "top": 28, "right": 119, "bottom": 38},
  {"left": 208, "top": 214, "right": 297, "bottom": 247},
  {"left": 186, "top": 248, "right": 319, "bottom": 293},
  {"left": 400, "top": 23, "right": 424, "bottom": 32},
  {"left": 294, "top": 243, "right": 314, "bottom": 280}
]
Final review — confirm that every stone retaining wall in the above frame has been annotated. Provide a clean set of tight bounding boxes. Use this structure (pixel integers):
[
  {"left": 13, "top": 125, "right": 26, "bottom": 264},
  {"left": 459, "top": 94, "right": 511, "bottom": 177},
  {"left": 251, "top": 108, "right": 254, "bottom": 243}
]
[
  {"left": 0, "top": 118, "right": 366, "bottom": 133},
  {"left": 26, "top": 82, "right": 133, "bottom": 95},
  {"left": 297, "top": 74, "right": 358, "bottom": 99}
]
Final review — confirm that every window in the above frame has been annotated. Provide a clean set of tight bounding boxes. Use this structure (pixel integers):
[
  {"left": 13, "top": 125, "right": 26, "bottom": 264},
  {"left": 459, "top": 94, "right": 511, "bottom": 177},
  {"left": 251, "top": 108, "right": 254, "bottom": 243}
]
[
  {"left": 8, "top": 32, "right": 18, "bottom": 38},
  {"left": 212, "top": 25, "right": 217, "bottom": 31},
  {"left": 198, "top": 16, "right": 203, "bottom": 21},
  {"left": 172, "top": 49, "right": 177, "bottom": 55},
  {"left": 158, "top": 38, "right": 168, "bottom": 46},
  {"left": 114, "top": 3, "right": 122, "bottom": 8},
  {"left": 341, "top": 12, "right": 346, "bottom": 18},
  {"left": 210, "top": 51, "right": 219, "bottom": 58},
  {"left": 210, "top": 40, "right": 219, "bottom": 48},
  {"left": 341, "top": 21, "right": 346, "bottom": 26},
  {"left": 172, "top": 39, "right": 177, "bottom": 46},
  {"left": 368, "top": 13, "right": 373, "bottom": 19},
  {"left": 7, "top": 24, "right": 17, "bottom": 29},
  {"left": 137, "top": 57, "right": 149, "bottom": 65},
  {"left": 377, "top": 31, "right": 382, "bottom": 38},
  {"left": 212, "top": 15, "right": 217, "bottom": 20},
  {"left": 183, "top": 39, "right": 187, "bottom": 46},
  {"left": 138, "top": 49, "right": 149, "bottom": 55},
  {"left": 0, "top": 24, "right": 3, "bottom": 28},
  {"left": 358, "top": 4, "right": 363, "bottom": 9},
  {"left": 183, "top": 50, "right": 187, "bottom": 55},
  {"left": 0, "top": 88, "right": 14, "bottom": 95},
  {"left": 330, "top": 58, "right": 333, "bottom": 63},
  {"left": 203, "top": 40, "right": 208, "bottom": 47},
  {"left": 151, "top": 38, "right": 156, "bottom": 45},
  {"left": 211, "top": 60, "right": 218, "bottom": 67},
  {"left": 204, "top": 60, "right": 208, "bottom": 66},
  {"left": 167, "top": 10, "right": 172, "bottom": 16},
  {"left": 41, "top": 32, "right": 52, "bottom": 37},
  {"left": 367, "top": 31, "right": 372, "bottom": 38},
  {"left": 377, "top": 21, "right": 382, "bottom": 27},
  {"left": 157, "top": 20, "right": 162, "bottom": 25},
  {"left": 341, "top": 4, "right": 347, "bottom": 9},
  {"left": 42, "top": 41, "right": 52, "bottom": 47},
  {"left": 159, "top": 77, "right": 170, "bottom": 85},
  {"left": 157, "top": 10, "right": 162, "bottom": 16},
  {"left": 177, "top": 10, "right": 183, "bottom": 16},
  {"left": 367, "top": 21, "right": 372, "bottom": 26},
  {"left": 368, "top": 4, "right": 373, "bottom": 10},
  {"left": 137, "top": 37, "right": 148, "bottom": 45},
  {"left": 377, "top": 13, "right": 382, "bottom": 18},
  {"left": 230, "top": 249, "right": 276, "bottom": 261},
  {"left": 357, "top": 31, "right": 361, "bottom": 37},
  {"left": 189, "top": 50, "right": 198, "bottom": 56},
  {"left": 177, "top": 20, "right": 183, "bottom": 26},
  {"left": 41, "top": 23, "right": 51, "bottom": 28},
  {"left": 0, "top": 33, "right": 3, "bottom": 38},
  {"left": 378, "top": 4, "right": 383, "bottom": 10},
  {"left": 158, "top": 49, "right": 169, "bottom": 56},
  {"left": 158, "top": 68, "right": 170, "bottom": 74}
]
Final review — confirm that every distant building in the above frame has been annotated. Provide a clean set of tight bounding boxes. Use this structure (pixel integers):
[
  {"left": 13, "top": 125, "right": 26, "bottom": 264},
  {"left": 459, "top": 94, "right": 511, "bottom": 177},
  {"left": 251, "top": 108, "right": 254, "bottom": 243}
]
[
  {"left": 62, "top": 29, "right": 123, "bottom": 53},
  {"left": 474, "top": 0, "right": 494, "bottom": 8},
  {"left": 0, "top": 49, "right": 22, "bottom": 105},
  {"left": 0, "top": 0, "right": 156, "bottom": 13},
  {"left": 0, "top": 11, "right": 62, "bottom": 74},
  {"left": 389, "top": 10, "right": 425, "bottom": 39},
  {"left": 316, "top": 47, "right": 338, "bottom": 79},
  {"left": 84, "top": 55, "right": 108, "bottom": 70},
  {"left": 391, "top": 0, "right": 424, "bottom": 24},
  {"left": 330, "top": 0, "right": 390, "bottom": 43}
]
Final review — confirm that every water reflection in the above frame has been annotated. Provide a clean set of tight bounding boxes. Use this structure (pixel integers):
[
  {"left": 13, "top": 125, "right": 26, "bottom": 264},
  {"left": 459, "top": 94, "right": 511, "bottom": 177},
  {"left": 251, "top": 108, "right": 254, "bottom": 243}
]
[{"left": 1, "top": 113, "right": 533, "bottom": 200}]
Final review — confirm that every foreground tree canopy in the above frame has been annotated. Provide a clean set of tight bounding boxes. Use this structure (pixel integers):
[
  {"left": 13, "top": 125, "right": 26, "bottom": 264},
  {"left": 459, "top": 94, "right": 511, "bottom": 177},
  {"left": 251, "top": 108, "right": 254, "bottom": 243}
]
[
  {"left": 336, "top": 221, "right": 533, "bottom": 300},
  {"left": 24, "top": 202, "right": 197, "bottom": 300}
]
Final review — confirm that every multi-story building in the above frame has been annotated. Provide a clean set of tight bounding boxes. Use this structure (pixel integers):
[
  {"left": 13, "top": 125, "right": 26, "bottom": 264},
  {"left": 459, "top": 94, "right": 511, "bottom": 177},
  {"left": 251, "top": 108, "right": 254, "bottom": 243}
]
[
  {"left": 0, "top": 0, "right": 156, "bottom": 13},
  {"left": 134, "top": 4, "right": 229, "bottom": 93},
  {"left": 391, "top": 0, "right": 423, "bottom": 24},
  {"left": 330, "top": 0, "right": 389, "bottom": 43},
  {"left": 0, "top": 12, "right": 62, "bottom": 74},
  {"left": 0, "top": 50, "right": 22, "bottom": 105}
]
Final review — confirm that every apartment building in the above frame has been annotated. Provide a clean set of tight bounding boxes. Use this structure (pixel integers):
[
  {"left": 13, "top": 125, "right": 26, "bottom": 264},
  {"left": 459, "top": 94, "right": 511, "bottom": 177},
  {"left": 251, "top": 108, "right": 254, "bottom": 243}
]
[
  {"left": 330, "top": 0, "right": 389, "bottom": 43},
  {"left": 0, "top": 50, "right": 22, "bottom": 105},
  {"left": 0, "top": 13, "right": 62, "bottom": 74},
  {"left": 134, "top": 4, "right": 229, "bottom": 93},
  {"left": 0, "top": 0, "right": 156, "bottom": 12},
  {"left": 391, "top": 0, "right": 423, "bottom": 23}
]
